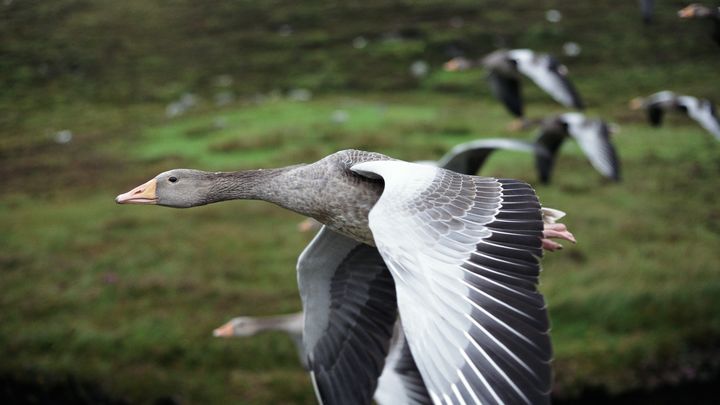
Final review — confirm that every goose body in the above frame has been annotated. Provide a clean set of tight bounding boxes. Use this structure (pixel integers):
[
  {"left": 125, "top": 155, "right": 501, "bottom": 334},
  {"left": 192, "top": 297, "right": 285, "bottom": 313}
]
[
  {"left": 632, "top": 91, "right": 720, "bottom": 140},
  {"left": 445, "top": 49, "right": 584, "bottom": 118},
  {"left": 117, "top": 149, "right": 575, "bottom": 404}
]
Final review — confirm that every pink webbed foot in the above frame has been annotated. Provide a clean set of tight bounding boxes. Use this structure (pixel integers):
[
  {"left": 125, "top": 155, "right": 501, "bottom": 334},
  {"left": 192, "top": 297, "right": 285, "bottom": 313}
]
[
  {"left": 542, "top": 223, "right": 576, "bottom": 252},
  {"left": 540, "top": 207, "right": 576, "bottom": 252}
]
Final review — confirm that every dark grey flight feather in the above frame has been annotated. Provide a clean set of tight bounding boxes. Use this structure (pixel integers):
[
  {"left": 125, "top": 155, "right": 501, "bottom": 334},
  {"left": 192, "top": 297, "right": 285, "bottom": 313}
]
[
  {"left": 545, "top": 55, "right": 584, "bottom": 110},
  {"left": 487, "top": 71, "right": 523, "bottom": 118},
  {"left": 298, "top": 227, "right": 399, "bottom": 405}
]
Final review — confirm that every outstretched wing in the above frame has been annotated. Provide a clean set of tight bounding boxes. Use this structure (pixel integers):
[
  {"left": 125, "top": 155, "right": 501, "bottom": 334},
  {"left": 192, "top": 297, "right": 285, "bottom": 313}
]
[
  {"left": 487, "top": 71, "right": 524, "bottom": 117},
  {"left": 563, "top": 115, "right": 621, "bottom": 181},
  {"left": 513, "top": 51, "right": 584, "bottom": 109},
  {"left": 298, "top": 227, "right": 398, "bottom": 405},
  {"left": 351, "top": 161, "right": 552, "bottom": 405},
  {"left": 437, "top": 138, "right": 543, "bottom": 176},
  {"left": 680, "top": 96, "right": 720, "bottom": 141},
  {"left": 534, "top": 120, "right": 568, "bottom": 184}
]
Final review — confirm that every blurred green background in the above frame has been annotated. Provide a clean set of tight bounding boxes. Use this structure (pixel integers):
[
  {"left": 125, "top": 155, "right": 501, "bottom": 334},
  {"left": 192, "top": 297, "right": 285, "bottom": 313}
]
[{"left": 1, "top": 0, "right": 719, "bottom": 403}]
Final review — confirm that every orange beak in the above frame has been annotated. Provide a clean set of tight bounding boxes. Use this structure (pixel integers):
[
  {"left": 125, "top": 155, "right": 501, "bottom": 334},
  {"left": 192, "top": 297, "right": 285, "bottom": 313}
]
[
  {"left": 213, "top": 321, "right": 235, "bottom": 337},
  {"left": 115, "top": 178, "right": 158, "bottom": 204}
]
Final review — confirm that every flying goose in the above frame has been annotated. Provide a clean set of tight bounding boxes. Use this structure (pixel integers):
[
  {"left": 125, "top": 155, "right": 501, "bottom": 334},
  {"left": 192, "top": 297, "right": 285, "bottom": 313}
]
[
  {"left": 213, "top": 312, "right": 306, "bottom": 366},
  {"left": 444, "top": 49, "right": 584, "bottom": 118},
  {"left": 631, "top": 91, "right": 720, "bottom": 140},
  {"left": 116, "top": 149, "right": 575, "bottom": 404},
  {"left": 214, "top": 313, "right": 432, "bottom": 405},
  {"left": 678, "top": 3, "right": 720, "bottom": 46},
  {"left": 533, "top": 113, "right": 621, "bottom": 183}
]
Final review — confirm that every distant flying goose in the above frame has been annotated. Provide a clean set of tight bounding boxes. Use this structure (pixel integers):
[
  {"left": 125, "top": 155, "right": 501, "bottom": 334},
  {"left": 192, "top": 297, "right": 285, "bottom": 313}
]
[
  {"left": 444, "top": 49, "right": 584, "bottom": 118},
  {"left": 629, "top": 90, "right": 678, "bottom": 126},
  {"left": 117, "top": 149, "right": 575, "bottom": 404},
  {"left": 678, "top": 3, "right": 720, "bottom": 46},
  {"left": 534, "top": 113, "right": 621, "bottom": 183},
  {"left": 214, "top": 313, "right": 431, "bottom": 405},
  {"left": 631, "top": 91, "right": 720, "bottom": 140},
  {"left": 213, "top": 312, "right": 306, "bottom": 367}
]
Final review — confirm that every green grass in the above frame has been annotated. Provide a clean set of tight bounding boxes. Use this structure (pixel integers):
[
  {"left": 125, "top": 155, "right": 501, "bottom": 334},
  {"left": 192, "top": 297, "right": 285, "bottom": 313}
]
[
  {"left": 2, "top": 92, "right": 720, "bottom": 403},
  {"left": 3, "top": 0, "right": 720, "bottom": 403}
]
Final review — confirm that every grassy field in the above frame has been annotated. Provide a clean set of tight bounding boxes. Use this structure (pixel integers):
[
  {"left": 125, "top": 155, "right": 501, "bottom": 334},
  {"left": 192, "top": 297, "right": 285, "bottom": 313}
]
[
  {"left": 2, "top": 92, "right": 720, "bottom": 403},
  {"left": 2, "top": 0, "right": 720, "bottom": 403}
]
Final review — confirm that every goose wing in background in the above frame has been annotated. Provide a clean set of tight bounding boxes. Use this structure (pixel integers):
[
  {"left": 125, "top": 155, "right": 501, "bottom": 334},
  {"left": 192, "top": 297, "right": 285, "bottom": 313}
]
[
  {"left": 678, "top": 96, "right": 720, "bottom": 141},
  {"left": 375, "top": 321, "right": 432, "bottom": 405},
  {"left": 487, "top": 70, "right": 524, "bottom": 117},
  {"left": 509, "top": 49, "right": 584, "bottom": 109},
  {"left": 562, "top": 113, "right": 621, "bottom": 181},
  {"left": 534, "top": 119, "right": 569, "bottom": 184},
  {"left": 298, "top": 226, "right": 398, "bottom": 405},
  {"left": 351, "top": 161, "right": 552, "bottom": 405},
  {"left": 436, "top": 138, "right": 547, "bottom": 176}
]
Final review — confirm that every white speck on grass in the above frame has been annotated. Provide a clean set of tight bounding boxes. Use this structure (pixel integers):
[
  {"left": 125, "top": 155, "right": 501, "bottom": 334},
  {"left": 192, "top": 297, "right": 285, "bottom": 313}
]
[
  {"left": 54, "top": 130, "right": 73, "bottom": 144},
  {"left": 288, "top": 88, "right": 312, "bottom": 102},
  {"left": 410, "top": 60, "right": 429, "bottom": 78},
  {"left": 353, "top": 36, "right": 368, "bottom": 49},
  {"left": 563, "top": 42, "right": 582, "bottom": 57},
  {"left": 331, "top": 110, "right": 349, "bottom": 124},
  {"left": 546, "top": 9, "right": 562, "bottom": 23}
]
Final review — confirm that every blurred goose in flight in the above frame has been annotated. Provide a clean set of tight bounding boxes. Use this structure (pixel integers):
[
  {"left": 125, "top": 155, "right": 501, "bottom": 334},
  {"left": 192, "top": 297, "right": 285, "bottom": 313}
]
[
  {"left": 213, "top": 312, "right": 306, "bottom": 366},
  {"left": 444, "top": 49, "right": 584, "bottom": 119},
  {"left": 678, "top": 3, "right": 720, "bottom": 46},
  {"left": 533, "top": 113, "right": 621, "bottom": 183},
  {"left": 631, "top": 91, "right": 720, "bottom": 140},
  {"left": 215, "top": 312, "right": 431, "bottom": 404},
  {"left": 116, "top": 149, "right": 575, "bottom": 404}
]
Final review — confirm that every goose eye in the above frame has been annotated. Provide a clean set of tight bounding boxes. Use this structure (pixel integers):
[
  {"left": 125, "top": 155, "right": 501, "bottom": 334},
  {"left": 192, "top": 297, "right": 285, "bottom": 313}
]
[{"left": 168, "top": 177, "right": 178, "bottom": 183}]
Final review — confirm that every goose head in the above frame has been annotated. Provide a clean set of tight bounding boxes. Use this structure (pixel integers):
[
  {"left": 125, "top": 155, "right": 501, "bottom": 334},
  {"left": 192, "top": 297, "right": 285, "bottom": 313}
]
[
  {"left": 443, "top": 56, "right": 472, "bottom": 71},
  {"left": 678, "top": 4, "right": 713, "bottom": 18},
  {"left": 115, "top": 169, "right": 215, "bottom": 208},
  {"left": 629, "top": 97, "right": 645, "bottom": 110},
  {"left": 213, "top": 317, "right": 261, "bottom": 337}
]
